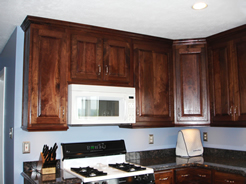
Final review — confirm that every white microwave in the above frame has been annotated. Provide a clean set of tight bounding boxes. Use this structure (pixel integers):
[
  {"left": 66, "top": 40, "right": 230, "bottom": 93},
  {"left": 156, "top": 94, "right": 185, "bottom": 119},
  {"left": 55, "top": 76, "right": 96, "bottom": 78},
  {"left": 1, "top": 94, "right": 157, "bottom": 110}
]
[{"left": 68, "top": 84, "right": 136, "bottom": 125}]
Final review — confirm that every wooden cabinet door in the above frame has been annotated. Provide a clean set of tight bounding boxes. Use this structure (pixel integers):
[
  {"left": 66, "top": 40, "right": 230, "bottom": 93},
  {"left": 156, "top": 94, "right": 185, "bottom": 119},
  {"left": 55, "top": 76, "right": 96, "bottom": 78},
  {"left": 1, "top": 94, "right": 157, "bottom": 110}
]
[
  {"left": 208, "top": 42, "right": 234, "bottom": 124},
  {"left": 175, "top": 168, "right": 211, "bottom": 184},
  {"left": 233, "top": 36, "right": 246, "bottom": 122},
  {"left": 103, "top": 38, "right": 132, "bottom": 85},
  {"left": 22, "top": 25, "right": 68, "bottom": 131},
  {"left": 133, "top": 43, "right": 174, "bottom": 127},
  {"left": 174, "top": 42, "right": 210, "bottom": 125},
  {"left": 70, "top": 33, "right": 103, "bottom": 81},
  {"left": 213, "top": 171, "right": 246, "bottom": 183},
  {"left": 155, "top": 170, "right": 174, "bottom": 184}
]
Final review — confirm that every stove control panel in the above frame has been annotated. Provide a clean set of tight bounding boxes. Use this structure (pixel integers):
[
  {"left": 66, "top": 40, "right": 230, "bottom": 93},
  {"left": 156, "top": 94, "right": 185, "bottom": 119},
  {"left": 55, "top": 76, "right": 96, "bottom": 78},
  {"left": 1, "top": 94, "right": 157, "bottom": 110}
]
[{"left": 87, "top": 143, "right": 106, "bottom": 151}]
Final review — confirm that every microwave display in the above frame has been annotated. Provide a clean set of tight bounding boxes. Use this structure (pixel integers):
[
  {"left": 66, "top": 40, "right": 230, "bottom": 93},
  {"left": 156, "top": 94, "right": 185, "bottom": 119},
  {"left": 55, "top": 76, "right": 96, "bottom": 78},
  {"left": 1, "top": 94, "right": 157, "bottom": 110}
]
[{"left": 77, "top": 98, "right": 119, "bottom": 117}]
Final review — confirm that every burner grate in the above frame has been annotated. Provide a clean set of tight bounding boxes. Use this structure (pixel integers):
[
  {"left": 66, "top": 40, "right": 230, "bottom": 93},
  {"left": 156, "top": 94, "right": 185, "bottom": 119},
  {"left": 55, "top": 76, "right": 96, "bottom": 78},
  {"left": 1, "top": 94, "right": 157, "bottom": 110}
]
[
  {"left": 109, "top": 163, "right": 146, "bottom": 172},
  {"left": 71, "top": 167, "right": 107, "bottom": 177}
]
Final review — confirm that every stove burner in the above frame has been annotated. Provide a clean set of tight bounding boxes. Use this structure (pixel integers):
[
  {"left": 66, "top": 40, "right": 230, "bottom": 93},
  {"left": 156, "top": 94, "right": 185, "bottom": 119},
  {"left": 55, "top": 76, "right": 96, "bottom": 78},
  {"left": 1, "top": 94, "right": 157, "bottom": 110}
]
[
  {"left": 71, "top": 167, "right": 107, "bottom": 177},
  {"left": 109, "top": 163, "right": 146, "bottom": 172}
]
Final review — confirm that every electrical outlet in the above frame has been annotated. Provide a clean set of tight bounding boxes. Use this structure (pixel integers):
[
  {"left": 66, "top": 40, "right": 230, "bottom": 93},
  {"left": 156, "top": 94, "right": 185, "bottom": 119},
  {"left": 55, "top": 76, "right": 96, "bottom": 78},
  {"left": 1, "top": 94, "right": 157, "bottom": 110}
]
[
  {"left": 203, "top": 132, "right": 208, "bottom": 141},
  {"left": 149, "top": 134, "right": 154, "bottom": 144},
  {"left": 23, "top": 142, "right": 30, "bottom": 154}
]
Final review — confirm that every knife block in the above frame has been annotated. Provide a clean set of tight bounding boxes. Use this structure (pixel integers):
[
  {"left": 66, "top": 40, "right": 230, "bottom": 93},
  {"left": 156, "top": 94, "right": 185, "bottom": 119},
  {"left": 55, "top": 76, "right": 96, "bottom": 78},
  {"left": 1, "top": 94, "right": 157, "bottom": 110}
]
[{"left": 37, "top": 152, "right": 57, "bottom": 174}]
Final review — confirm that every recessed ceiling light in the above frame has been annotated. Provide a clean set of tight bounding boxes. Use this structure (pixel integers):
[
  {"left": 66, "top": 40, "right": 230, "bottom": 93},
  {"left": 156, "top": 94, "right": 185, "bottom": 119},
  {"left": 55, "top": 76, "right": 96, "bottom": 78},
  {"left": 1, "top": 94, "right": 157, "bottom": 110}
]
[{"left": 192, "top": 2, "right": 208, "bottom": 10}]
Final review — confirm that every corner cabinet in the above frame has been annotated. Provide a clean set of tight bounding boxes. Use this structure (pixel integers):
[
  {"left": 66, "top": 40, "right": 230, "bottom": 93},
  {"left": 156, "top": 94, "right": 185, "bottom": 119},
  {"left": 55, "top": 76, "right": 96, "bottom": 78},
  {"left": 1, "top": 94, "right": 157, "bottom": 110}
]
[
  {"left": 70, "top": 30, "right": 133, "bottom": 86},
  {"left": 173, "top": 40, "right": 210, "bottom": 126},
  {"left": 208, "top": 25, "right": 246, "bottom": 126},
  {"left": 21, "top": 17, "right": 69, "bottom": 131},
  {"left": 131, "top": 41, "right": 174, "bottom": 128}
]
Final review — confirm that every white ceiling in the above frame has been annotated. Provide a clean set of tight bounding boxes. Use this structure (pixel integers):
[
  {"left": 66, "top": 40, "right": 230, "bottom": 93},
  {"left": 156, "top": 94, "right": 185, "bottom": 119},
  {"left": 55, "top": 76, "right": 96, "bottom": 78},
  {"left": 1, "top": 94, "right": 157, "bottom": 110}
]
[{"left": 0, "top": 0, "right": 246, "bottom": 54}]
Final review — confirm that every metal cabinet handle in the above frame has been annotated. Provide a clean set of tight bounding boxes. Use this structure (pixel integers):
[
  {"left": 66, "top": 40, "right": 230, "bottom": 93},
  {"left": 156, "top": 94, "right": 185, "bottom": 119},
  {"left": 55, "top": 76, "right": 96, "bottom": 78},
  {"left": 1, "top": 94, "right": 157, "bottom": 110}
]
[
  {"left": 198, "top": 174, "right": 207, "bottom": 178},
  {"left": 137, "top": 109, "right": 139, "bottom": 116},
  {"left": 225, "top": 179, "right": 235, "bottom": 183},
  {"left": 181, "top": 174, "right": 189, "bottom": 177},
  {"left": 234, "top": 106, "right": 237, "bottom": 116},
  {"left": 105, "top": 65, "right": 109, "bottom": 75},
  {"left": 98, "top": 65, "right": 101, "bottom": 75},
  {"left": 159, "top": 177, "right": 168, "bottom": 181},
  {"left": 230, "top": 106, "right": 233, "bottom": 116},
  {"left": 61, "top": 107, "right": 65, "bottom": 118},
  {"left": 178, "top": 108, "right": 181, "bottom": 118}
]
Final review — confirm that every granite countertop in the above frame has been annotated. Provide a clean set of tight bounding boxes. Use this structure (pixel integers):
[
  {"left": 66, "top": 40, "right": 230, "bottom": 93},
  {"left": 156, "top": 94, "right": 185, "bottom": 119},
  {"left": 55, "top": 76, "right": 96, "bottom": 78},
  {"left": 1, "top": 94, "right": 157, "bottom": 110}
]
[
  {"left": 21, "top": 169, "right": 82, "bottom": 184},
  {"left": 127, "top": 148, "right": 246, "bottom": 177},
  {"left": 21, "top": 160, "right": 82, "bottom": 184},
  {"left": 22, "top": 148, "right": 246, "bottom": 183}
]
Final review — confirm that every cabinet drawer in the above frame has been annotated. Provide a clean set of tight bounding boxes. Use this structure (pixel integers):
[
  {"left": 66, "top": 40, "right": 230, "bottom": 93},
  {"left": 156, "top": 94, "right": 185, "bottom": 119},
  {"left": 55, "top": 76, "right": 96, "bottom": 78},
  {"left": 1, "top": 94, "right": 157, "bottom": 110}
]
[
  {"left": 175, "top": 167, "right": 211, "bottom": 184},
  {"left": 214, "top": 171, "right": 246, "bottom": 183},
  {"left": 155, "top": 170, "right": 174, "bottom": 184}
]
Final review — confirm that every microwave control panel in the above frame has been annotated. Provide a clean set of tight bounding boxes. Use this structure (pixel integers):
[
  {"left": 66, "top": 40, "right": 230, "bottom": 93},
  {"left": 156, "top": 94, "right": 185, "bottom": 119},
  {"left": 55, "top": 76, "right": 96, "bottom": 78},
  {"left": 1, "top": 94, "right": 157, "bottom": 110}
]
[{"left": 128, "top": 96, "right": 135, "bottom": 123}]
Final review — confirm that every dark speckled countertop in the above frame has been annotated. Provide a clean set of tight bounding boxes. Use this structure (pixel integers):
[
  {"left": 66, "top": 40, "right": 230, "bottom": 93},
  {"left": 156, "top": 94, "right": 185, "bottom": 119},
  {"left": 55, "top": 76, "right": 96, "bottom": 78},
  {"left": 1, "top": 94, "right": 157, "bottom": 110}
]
[
  {"left": 22, "top": 148, "right": 246, "bottom": 183},
  {"left": 126, "top": 148, "right": 246, "bottom": 177}
]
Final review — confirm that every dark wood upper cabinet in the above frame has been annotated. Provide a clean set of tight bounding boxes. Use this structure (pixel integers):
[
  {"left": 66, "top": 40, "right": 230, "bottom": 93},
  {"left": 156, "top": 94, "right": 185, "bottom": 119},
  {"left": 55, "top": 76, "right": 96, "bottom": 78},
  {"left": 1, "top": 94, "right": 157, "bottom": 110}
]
[
  {"left": 208, "top": 25, "right": 246, "bottom": 126},
  {"left": 173, "top": 40, "right": 210, "bottom": 126},
  {"left": 208, "top": 42, "right": 233, "bottom": 123},
  {"left": 21, "top": 18, "right": 69, "bottom": 131},
  {"left": 103, "top": 38, "right": 131, "bottom": 83},
  {"left": 70, "top": 31, "right": 133, "bottom": 86},
  {"left": 70, "top": 33, "right": 103, "bottom": 81},
  {"left": 20, "top": 16, "right": 246, "bottom": 130},
  {"left": 128, "top": 41, "right": 174, "bottom": 128}
]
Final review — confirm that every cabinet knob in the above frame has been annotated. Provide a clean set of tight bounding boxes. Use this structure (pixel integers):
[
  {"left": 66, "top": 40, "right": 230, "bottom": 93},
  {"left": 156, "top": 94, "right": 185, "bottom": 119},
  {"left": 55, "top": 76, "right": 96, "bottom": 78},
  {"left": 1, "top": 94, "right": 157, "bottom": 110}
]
[{"left": 159, "top": 177, "right": 168, "bottom": 181}]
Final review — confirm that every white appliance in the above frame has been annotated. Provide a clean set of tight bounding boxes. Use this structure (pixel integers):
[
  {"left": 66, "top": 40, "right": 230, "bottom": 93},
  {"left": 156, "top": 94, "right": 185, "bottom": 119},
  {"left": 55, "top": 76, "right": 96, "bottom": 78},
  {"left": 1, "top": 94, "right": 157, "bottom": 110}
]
[
  {"left": 68, "top": 84, "right": 136, "bottom": 125},
  {"left": 61, "top": 140, "right": 155, "bottom": 184},
  {"left": 176, "top": 129, "right": 203, "bottom": 157}
]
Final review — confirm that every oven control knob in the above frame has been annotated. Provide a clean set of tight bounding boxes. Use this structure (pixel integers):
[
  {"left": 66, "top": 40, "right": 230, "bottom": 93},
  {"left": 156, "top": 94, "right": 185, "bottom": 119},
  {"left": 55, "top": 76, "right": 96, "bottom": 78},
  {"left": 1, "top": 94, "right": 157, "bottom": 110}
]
[
  {"left": 135, "top": 176, "right": 142, "bottom": 182},
  {"left": 102, "top": 181, "right": 108, "bottom": 184},
  {"left": 143, "top": 174, "right": 149, "bottom": 180}
]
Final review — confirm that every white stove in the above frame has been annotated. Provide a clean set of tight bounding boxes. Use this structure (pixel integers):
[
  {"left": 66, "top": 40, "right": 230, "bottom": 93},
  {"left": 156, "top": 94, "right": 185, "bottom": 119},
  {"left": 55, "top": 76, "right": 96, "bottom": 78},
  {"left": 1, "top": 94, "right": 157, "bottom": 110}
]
[{"left": 61, "top": 140, "right": 155, "bottom": 184}]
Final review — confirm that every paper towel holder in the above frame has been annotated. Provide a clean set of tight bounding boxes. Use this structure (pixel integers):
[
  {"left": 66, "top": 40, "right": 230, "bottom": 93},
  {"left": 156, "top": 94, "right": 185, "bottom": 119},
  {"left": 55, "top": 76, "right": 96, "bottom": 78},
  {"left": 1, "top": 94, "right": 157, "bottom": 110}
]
[{"left": 176, "top": 129, "right": 203, "bottom": 157}]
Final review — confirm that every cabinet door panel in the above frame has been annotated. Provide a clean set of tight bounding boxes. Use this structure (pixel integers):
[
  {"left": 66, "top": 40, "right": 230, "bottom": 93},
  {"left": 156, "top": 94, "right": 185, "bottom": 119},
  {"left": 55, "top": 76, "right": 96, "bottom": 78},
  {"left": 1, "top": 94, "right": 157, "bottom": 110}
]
[
  {"left": 175, "top": 168, "right": 211, "bottom": 184},
  {"left": 209, "top": 43, "right": 233, "bottom": 122},
  {"left": 22, "top": 26, "right": 68, "bottom": 131},
  {"left": 181, "top": 53, "right": 201, "bottom": 116},
  {"left": 175, "top": 45, "right": 209, "bottom": 125},
  {"left": 71, "top": 34, "right": 103, "bottom": 80},
  {"left": 134, "top": 43, "right": 173, "bottom": 125},
  {"left": 155, "top": 170, "right": 174, "bottom": 184},
  {"left": 234, "top": 38, "right": 246, "bottom": 121},
  {"left": 104, "top": 39, "right": 131, "bottom": 84},
  {"left": 214, "top": 171, "right": 246, "bottom": 183}
]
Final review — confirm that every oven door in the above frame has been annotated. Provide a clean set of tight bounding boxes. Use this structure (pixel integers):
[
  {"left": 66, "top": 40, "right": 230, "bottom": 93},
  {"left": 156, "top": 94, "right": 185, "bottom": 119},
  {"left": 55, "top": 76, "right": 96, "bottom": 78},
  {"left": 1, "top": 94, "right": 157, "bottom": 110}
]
[{"left": 82, "top": 174, "right": 155, "bottom": 184}]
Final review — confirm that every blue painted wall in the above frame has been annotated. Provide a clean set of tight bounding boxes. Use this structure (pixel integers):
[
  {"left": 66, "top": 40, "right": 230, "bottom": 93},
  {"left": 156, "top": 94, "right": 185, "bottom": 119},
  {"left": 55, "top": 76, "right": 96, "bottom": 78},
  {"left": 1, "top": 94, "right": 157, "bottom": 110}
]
[{"left": 1, "top": 26, "right": 246, "bottom": 184}]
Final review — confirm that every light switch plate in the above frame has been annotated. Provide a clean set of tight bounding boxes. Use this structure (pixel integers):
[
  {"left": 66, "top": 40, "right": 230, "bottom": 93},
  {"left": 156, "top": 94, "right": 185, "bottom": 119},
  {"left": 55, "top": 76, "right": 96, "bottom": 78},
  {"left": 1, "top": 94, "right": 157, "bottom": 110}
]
[{"left": 23, "top": 142, "right": 30, "bottom": 154}]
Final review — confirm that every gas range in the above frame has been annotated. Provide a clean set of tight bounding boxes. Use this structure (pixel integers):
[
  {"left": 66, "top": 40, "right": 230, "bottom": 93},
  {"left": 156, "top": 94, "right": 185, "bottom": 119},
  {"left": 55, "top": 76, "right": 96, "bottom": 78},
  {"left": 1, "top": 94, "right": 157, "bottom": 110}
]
[{"left": 61, "top": 140, "right": 155, "bottom": 184}]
